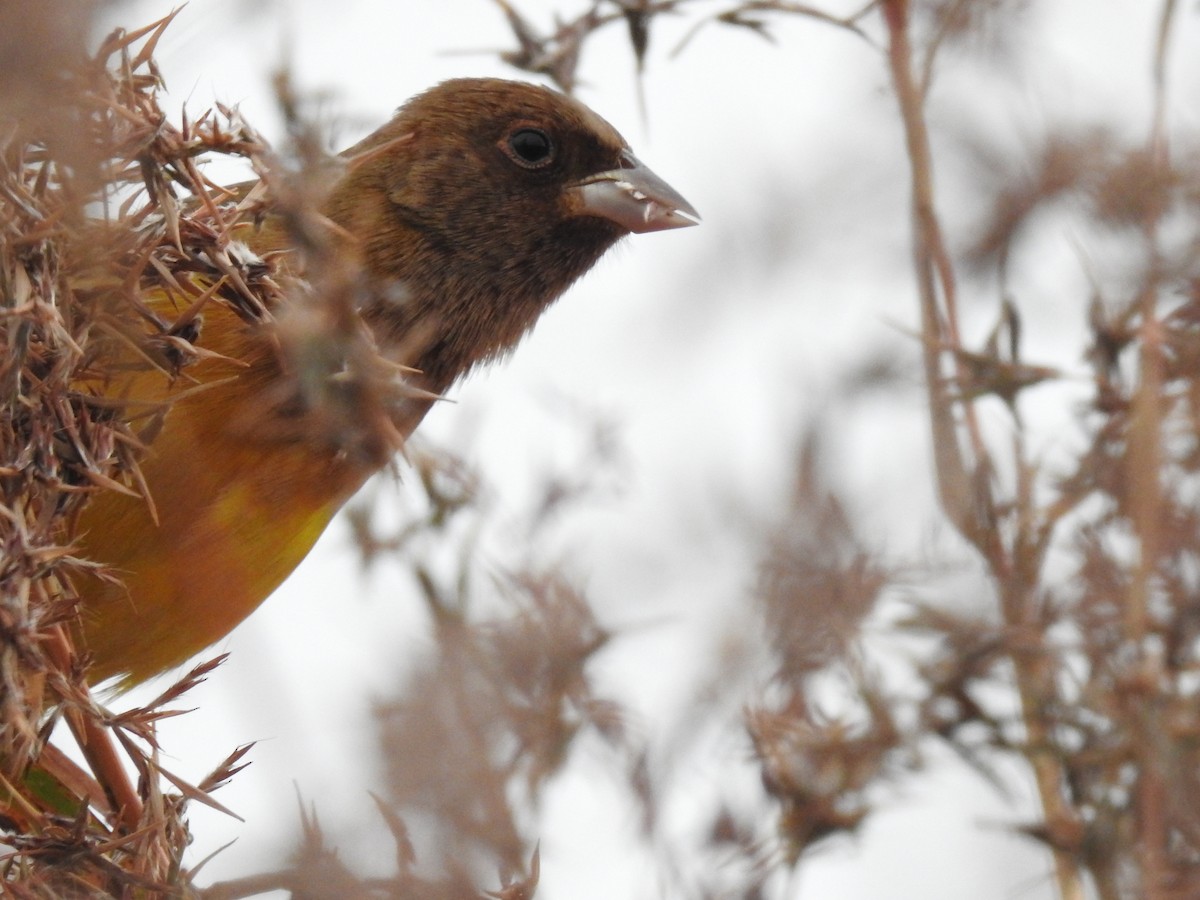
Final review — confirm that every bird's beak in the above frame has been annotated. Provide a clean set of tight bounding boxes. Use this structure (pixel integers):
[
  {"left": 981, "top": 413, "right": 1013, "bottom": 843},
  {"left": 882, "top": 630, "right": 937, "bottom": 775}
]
[{"left": 568, "top": 150, "right": 700, "bottom": 234}]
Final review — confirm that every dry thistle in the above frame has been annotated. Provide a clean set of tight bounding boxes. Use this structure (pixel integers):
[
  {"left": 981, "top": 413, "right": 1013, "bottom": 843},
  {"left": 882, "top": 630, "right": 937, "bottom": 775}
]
[{"left": 0, "top": 7, "right": 379, "bottom": 894}]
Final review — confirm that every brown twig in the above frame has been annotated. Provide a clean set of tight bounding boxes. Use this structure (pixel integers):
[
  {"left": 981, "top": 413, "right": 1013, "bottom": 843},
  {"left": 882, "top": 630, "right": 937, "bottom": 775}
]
[
  {"left": 880, "top": 2, "right": 1084, "bottom": 898},
  {"left": 1126, "top": 2, "right": 1180, "bottom": 896}
]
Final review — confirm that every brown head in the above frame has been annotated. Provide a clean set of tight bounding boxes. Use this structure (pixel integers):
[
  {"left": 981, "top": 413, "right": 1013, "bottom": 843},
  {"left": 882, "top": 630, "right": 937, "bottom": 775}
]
[{"left": 322, "top": 78, "right": 698, "bottom": 393}]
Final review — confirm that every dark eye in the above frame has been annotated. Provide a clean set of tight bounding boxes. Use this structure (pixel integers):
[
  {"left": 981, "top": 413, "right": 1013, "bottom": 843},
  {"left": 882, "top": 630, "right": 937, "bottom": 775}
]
[{"left": 506, "top": 128, "right": 555, "bottom": 168}]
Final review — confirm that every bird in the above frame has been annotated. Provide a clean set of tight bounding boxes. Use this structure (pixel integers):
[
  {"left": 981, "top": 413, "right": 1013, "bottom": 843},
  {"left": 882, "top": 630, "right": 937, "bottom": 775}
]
[{"left": 69, "top": 77, "right": 698, "bottom": 688}]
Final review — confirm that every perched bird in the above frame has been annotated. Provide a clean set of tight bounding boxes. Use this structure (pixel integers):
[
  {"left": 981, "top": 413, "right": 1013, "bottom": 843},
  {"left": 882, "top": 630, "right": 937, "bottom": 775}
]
[{"left": 72, "top": 78, "right": 697, "bottom": 687}]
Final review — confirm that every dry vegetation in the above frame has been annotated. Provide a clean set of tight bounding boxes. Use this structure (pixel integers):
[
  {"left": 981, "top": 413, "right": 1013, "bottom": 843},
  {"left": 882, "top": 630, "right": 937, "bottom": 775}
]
[
  {"left": 0, "top": 7, "right": 270, "bottom": 894},
  {"left": 3, "top": 0, "right": 1200, "bottom": 898},
  {"left": 0, "top": 4, "right": 395, "bottom": 895}
]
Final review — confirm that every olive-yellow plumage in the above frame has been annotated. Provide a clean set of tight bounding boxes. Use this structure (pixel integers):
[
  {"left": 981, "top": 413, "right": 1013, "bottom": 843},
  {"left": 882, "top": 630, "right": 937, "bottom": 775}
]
[
  {"left": 75, "top": 299, "right": 364, "bottom": 685},
  {"left": 71, "top": 78, "right": 697, "bottom": 686}
]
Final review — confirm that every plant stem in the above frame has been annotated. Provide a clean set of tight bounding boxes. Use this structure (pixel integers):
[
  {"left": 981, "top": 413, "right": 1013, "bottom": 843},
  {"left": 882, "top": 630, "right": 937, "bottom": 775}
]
[{"left": 880, "top": 3, "right": 1085, "bottom": 898}]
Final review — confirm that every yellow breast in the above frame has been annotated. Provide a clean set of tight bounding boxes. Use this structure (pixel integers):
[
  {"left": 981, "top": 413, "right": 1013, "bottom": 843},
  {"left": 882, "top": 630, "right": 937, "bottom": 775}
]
[{"left": 72, "top": 282, "right": 372, "bottom": 687}]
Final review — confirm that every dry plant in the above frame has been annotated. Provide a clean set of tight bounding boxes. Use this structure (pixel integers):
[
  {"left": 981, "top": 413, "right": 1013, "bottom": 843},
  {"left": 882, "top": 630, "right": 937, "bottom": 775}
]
[{"left": 0, "top": 7, "right": 274, "bottom": 894}]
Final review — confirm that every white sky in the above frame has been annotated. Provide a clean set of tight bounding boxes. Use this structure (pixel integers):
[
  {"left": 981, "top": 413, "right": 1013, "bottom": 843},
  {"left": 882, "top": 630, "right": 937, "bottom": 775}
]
[{"left": 83, "top": 2, "right": 1200, "bottom": 898}]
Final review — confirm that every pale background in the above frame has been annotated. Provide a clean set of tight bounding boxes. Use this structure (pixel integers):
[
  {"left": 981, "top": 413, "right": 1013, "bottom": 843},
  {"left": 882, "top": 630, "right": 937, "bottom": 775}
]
[{"left": 84, "top": 2, "right": 1194, "bottom": 897}]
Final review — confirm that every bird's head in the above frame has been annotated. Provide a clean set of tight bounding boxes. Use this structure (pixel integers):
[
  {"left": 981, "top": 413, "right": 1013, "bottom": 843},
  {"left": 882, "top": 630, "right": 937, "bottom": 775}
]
[{"left": 321, "top": 78, "right": 698, "bottom": 389}]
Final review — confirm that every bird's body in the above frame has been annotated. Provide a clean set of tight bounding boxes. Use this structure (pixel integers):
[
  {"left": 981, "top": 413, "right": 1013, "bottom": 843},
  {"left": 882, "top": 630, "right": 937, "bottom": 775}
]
[{"left": 70, "top": 78, "right": 696, "bottom": 686}]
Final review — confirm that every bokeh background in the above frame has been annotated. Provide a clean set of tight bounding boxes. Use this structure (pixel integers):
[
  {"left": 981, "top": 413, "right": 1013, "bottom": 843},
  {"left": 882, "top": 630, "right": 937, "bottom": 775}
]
[{"left": 59, "top": 2, "right": 1200, "bottom": 897}]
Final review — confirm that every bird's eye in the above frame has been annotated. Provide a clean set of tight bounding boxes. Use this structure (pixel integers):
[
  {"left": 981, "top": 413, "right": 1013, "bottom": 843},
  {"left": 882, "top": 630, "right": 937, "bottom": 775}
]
[{"left": 505, "top": 128, "right": 555, "bottom": 168}]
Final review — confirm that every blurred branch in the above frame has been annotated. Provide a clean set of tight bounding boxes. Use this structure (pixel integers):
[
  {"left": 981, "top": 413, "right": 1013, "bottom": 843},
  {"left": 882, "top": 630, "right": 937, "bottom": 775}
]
[
  {"left": 484, "top": 0, "right": 877, "bottom": 93},
  {"left": 881, "top": 3, "right": 1087, "bottom": 897},
  {"left": 1127, "top": 2, "right": 1179, "bottom": 895},
  {"left": 882, "top": 0, "right": 996, "bottom": 554}
]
